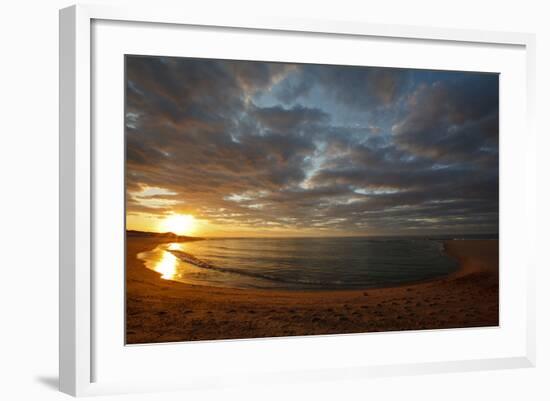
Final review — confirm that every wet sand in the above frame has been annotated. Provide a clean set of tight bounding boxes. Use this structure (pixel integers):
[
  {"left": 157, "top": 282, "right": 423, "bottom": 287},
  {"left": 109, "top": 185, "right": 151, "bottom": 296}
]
[{"left": 126, "top": 235, "right": 498, "bottom": 344}]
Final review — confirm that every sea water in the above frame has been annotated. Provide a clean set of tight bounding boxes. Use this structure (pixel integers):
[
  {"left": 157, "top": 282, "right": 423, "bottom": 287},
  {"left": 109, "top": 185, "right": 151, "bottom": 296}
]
[{"left": 136, "top": 237, "right": 463, "bottom": 290}]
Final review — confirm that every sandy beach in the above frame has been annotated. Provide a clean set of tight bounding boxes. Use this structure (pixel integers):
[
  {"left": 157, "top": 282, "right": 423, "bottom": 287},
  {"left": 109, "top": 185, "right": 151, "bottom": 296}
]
[{"left": 126, "top": 235, "right": 498, "bottom": 344}]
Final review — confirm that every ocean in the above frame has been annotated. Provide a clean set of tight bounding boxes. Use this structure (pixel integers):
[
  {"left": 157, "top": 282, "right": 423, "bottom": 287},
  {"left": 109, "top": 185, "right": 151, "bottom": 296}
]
[{"left": 136, "top": 237, "right": 466, "bottom": 290}]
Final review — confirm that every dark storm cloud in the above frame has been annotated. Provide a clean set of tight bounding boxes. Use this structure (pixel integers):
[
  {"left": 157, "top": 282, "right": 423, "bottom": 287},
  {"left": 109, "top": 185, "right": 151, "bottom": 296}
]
[
  {"left": 126, "top": 55, "right": 499, "bottom": 235},
  {"left": 392, "top": 74, "right": 499, "bottom": 164},
  {"left": 251, "top": 104, "right": 329, "bottom": 133},
  {"left": 274, "top": 64, "right": 409, "bottom": 109}
]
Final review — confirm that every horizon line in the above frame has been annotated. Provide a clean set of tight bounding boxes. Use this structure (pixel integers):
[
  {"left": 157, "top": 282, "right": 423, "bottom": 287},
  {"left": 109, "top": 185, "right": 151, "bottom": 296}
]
[{"left": 126, "top": 229, "right": 499, "bottom": 239}]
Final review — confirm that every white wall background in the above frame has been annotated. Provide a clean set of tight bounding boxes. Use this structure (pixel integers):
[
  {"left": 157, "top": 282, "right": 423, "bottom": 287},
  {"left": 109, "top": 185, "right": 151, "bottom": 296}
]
[{"left": 0, "top": 0, "right": 547, "bottom": 399}]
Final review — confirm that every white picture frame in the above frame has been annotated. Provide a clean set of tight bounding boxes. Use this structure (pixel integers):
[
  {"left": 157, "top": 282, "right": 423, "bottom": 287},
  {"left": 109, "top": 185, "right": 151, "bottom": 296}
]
[{"left": 59, "top": 4, "right": 536, "bottom": 397}]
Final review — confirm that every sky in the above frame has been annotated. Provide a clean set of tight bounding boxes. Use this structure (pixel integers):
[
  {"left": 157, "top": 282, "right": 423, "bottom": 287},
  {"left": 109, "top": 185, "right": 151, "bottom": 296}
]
[{"left": 125, "top": 55, "right": 499, "bottom": 237}]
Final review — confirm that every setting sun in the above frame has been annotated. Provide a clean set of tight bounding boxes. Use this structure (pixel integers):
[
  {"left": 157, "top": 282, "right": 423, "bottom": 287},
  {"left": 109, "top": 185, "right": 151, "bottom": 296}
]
[{"left": 159, "top": 214, "right": 197, "bottom": 236}]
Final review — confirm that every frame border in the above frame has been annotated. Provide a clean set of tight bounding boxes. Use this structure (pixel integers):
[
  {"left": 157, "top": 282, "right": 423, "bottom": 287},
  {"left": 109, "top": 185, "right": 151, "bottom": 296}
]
[{"left": 59, "top": 4, "right": 536, "bottom": 396}]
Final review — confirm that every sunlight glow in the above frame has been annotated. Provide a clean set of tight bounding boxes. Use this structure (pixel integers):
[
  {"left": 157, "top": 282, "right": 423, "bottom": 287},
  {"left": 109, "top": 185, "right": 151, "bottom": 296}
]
[{"left": 159, "top": 214, "right": 197, "bottom": 236}]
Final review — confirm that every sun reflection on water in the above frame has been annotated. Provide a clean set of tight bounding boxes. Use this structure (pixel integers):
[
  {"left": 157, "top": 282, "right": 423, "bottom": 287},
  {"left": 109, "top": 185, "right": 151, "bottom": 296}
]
[
  {"left": 154, "top": 249, "right": 178, "bottom": 280},
  {"left": 167, "top": 242, "right": 185, "bottom": 251},
  {"left": 149, "top": 243, "right": 189, "bottom": 280}
]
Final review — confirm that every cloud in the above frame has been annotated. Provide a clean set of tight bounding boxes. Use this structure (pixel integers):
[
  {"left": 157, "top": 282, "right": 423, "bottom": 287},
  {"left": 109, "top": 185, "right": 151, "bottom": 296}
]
[
  {"left": 391, "top": 74, "right": 499, "bottom": 164},
  {"left": 125, "top": 55, "right": 499, "bottom": 236},
  {"left": 274, "top": 64, "right": 409, "bottom": 109},
  {"left": 251, "top": 104, "right": 329, "bottom": 133}
]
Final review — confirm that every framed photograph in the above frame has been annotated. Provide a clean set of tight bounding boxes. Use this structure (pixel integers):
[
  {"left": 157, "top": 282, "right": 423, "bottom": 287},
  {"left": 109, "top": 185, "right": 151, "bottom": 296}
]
[{"left": 59, "top": 4, "right": 536, "bottom": 396}]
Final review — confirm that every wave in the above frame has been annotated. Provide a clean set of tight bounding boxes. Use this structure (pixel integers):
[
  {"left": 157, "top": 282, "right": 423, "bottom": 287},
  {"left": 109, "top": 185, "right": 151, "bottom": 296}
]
[
  {"left": 156, "top": 237, "right": 459, "bottom": 290},
  {"left": 168, "top": 249, "right": 332, "bottom": 287}
]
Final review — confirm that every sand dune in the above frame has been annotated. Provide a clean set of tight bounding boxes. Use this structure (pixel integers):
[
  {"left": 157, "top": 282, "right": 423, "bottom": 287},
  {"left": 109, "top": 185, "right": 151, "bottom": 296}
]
[{"left": 126, "top": 236, "right": 498, "bottom": 344}]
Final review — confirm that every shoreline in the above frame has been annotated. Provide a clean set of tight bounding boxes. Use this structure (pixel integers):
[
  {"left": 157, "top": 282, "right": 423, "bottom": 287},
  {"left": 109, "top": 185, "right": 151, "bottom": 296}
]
[
  {"left": 126, "top": 236, "right": 499, "bottom": 344},
  {"left": 138, "top": 238, "right": 468, "bottom": 293}
]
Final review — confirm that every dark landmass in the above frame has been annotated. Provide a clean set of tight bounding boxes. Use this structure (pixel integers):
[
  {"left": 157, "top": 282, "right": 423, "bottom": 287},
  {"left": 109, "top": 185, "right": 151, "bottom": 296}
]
[{"left": 126, "top": 229, "right": 204, "bottom": 242}]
